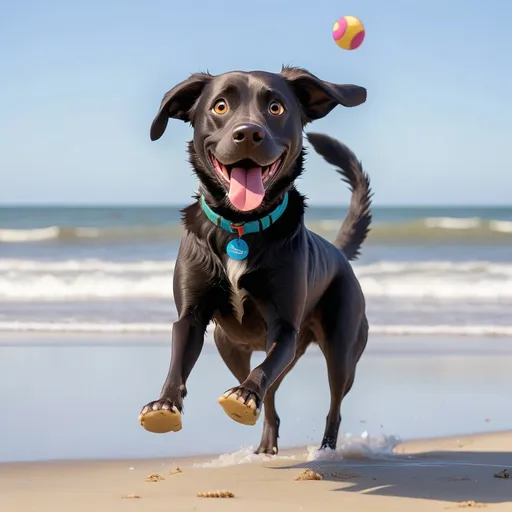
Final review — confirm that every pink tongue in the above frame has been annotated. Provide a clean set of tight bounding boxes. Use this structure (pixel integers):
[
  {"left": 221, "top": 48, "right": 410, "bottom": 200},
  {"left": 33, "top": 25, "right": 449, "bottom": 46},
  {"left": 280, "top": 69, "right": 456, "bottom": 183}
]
[{"left": 228, "top": 167, "right": 265, "bottom": 211}]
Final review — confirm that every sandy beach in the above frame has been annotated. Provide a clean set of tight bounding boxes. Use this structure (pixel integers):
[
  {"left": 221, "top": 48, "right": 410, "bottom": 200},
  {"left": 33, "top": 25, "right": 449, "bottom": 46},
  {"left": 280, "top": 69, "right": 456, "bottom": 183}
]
[
  {"left": 1, "top": 334, "right": 512, "bottom": 511},
  {"left": 1, "top": 431, "right": 511, "bottom": 511}
]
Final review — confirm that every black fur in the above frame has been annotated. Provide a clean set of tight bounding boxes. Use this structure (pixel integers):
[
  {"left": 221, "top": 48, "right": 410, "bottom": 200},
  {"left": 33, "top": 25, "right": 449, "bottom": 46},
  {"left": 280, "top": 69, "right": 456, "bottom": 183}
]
[{"left": 140, "top": 66, "right": 372, "bottom": 454}]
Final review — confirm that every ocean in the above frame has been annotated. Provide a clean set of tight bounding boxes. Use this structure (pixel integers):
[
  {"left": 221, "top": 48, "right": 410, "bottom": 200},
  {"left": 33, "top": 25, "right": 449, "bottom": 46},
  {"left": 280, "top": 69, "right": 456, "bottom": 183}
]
[{"left": 1, "top": 204, "right": 512, "bottom": 337}]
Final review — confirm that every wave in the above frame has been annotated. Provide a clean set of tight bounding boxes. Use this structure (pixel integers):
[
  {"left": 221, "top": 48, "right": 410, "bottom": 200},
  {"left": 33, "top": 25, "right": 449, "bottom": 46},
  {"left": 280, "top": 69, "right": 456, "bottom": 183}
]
[
  {"left": 310, "top": 217, "right": 512, "bottom": 242},
  {"left": 1, "top": 321, "right": 512, "bottom": 336},
  {"left": 2, "top": 259, "right": 512, "bottom": 301},
  {"left": 1, "top": 217, "right": 512, "bottom": 244},
  {"left": 0, "top": 258, "right": 176, "bottom": 272},
  {"left": 0, "top": 274, "right": 171, "bottom": 300},
  {"left": 0, "top": 225, "right": 183, "bottom": 244}
]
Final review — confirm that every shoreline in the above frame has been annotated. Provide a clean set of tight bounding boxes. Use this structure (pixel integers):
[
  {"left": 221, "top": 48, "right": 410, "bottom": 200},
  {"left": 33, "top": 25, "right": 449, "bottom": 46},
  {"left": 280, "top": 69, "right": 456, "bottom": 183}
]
[
  {"left": 1, "top": 431, "right": 511, "bottom": 511},
  {"left": 3, "top": 430, "right": 511, "bottom": 467},
  {"left": 2, "top": 333, "right": 512, "bottom": 464},
  {"left": 2, "top": 325, "right": 512, "bottom": 337}
]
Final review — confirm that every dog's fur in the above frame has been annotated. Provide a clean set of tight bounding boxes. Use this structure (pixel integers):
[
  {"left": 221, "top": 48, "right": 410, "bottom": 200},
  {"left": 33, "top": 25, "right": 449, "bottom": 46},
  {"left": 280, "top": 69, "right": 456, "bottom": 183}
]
[{"left": 139, "top": 66, "right": 372, "bottom": 454}]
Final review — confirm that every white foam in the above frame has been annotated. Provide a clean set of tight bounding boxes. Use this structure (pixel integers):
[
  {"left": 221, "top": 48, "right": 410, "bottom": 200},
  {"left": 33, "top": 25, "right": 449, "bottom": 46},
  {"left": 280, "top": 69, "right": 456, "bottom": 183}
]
[
  {"left": 1, "top": 321, "right": 511, "bottom": 336},
  {"left": 359, "top": 276, "right": 512, "bottom": 300},
  {"left": 2, "top": 258, "right": 512, "bottom": 301},
  {"left": 489, "top": 220, "right": 512, "bottom": 233},
  {"left": 0, "top": 259, "right": 176, "bottom": 272},
  {"left": 193, "top": 446, "right": 297, "bottom": 469},
  {"left": 306, "top": 432, "right": 401, "bottom": 462},
  {"left": 354, "top": 260, "right": 512, "bottom": 300},
  {"left": 0, "top": 274, "right": 174, "bottom": 300},
  {"left": 192, "top": 433, "right": 400, "bottom": 469},
  {"left": 371, "top": 324, "right": 512, "bottom": 336},
  {"left": 0, "top": 227, "right": 60, "bottom": 242},
  {"left": 1, "top": 258, "right": 512, "bottom": 304},
  {"left": 0, "top": 322, "right": 173, "bottom": 333},
  {"left": 354, "top": 260, "right": 512, "bottom": 276},
  {"left": 423, "top": 217, "right": 481, "bottom": 230}
]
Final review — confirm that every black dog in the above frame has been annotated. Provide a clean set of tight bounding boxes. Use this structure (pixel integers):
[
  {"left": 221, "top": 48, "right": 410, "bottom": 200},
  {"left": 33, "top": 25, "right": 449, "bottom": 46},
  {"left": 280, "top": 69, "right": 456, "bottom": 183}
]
[{"left": 139, "top": 66, "right": 372, "bottom": 454}]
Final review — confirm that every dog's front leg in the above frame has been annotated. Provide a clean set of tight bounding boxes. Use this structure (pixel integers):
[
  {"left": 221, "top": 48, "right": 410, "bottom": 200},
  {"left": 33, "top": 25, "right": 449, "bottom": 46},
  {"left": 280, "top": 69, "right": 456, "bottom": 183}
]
[
  {"left": 218, "top": 263, "right": 306, "bottom": 427},
  {"left": 138, "top": 248, "right": 215, "bottom": 434},
  {"left": 138, "top": 312, "right": 210, "bottom": 434},
  {"left": 218, "top": 318, "right": 298, "bottom": 426}
]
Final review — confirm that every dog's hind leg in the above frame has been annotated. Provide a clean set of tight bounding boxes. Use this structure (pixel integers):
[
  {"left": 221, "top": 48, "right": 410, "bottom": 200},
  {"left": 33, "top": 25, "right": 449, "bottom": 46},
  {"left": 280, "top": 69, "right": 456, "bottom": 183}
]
[
  {"left": 214, "top": 326, "right": 252, "bottom": 384},
  {"left": 320, "top": 323, "right": 367, "bottom": 449},
  {"left": 317, "top": 279, "right": 368, "bottom": 450},
  {"left": 255, "top": 338, "right": 309, "bottom": 455},
  {"left": 214, "top": 324, "right": 296, "bottom": 454}
]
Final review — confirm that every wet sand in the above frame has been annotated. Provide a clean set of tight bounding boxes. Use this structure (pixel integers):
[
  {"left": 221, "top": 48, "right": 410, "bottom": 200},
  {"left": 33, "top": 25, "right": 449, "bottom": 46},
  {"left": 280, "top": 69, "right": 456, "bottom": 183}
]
[
  {"left": 1, "top": 431, "right": 511, "bottom": 511},
  {"left": 2, "top": 334, "right": 512, "bottom": 462},
  {"left": 1, "top": 334, "right": 511, "bottom": 510}
]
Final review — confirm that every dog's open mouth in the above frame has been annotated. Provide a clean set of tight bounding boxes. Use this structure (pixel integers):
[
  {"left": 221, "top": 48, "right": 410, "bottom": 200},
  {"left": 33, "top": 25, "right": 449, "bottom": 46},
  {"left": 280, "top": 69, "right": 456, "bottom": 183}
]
[{"left": 209, "top": 153, "right": 284, "bottom": 212}]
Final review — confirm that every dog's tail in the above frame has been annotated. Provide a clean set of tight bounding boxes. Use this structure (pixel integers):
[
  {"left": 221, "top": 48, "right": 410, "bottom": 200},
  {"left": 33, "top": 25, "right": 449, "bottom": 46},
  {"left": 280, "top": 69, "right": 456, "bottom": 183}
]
[{"left": 306, "top": 132, "right": 372, "bottom": 261}]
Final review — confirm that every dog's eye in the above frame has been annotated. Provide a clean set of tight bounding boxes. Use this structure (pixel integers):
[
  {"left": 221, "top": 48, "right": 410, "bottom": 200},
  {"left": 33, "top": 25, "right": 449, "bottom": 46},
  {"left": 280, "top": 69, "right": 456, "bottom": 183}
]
[
  {"left": 269, "top": 100, "right": 285, "bottom": 116},
  {"left": 213, "top": 99, "right": 229, "bottom": 115}
]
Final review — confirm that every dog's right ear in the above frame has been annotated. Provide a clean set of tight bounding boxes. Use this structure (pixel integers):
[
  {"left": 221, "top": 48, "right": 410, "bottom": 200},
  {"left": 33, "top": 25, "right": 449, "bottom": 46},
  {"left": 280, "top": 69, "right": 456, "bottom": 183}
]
[{"left": 150, "top": 73, "right": 212, "bottom": 141}]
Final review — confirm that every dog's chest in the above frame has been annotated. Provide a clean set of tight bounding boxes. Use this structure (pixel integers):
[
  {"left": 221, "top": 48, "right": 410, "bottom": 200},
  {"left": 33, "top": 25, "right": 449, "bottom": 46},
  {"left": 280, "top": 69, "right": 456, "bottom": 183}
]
[{"left": 224, "top": 258, "right": 248, "bottom": 323}]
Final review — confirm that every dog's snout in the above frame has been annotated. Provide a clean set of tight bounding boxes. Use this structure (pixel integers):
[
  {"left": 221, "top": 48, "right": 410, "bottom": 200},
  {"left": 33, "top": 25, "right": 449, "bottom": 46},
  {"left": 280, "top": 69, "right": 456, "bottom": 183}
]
[{"left": 232, "top": 124, "right": 265, "bottom": 146}]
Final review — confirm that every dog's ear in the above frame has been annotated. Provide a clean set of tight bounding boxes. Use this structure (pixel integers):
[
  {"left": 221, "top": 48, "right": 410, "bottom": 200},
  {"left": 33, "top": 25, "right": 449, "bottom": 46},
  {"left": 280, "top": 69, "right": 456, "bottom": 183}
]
[
  {"left": 150, "top": 73, "right": 212, "bottom": 141},
  {"left": 280, "top": 66, "right": 366, "bottom": 122}
]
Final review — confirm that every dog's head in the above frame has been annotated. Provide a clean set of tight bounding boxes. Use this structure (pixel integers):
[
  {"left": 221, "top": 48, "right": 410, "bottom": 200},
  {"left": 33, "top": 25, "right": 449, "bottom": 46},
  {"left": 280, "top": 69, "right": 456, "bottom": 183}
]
[{"left": 150, "top": 66, "right": 366, "bottom": 216}]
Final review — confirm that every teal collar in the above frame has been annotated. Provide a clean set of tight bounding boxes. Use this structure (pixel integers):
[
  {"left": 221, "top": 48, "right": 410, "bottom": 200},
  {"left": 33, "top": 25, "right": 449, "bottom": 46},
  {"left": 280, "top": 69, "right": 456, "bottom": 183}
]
[{"left": 200, "top": 193, "right": 289, "bottom": 236}]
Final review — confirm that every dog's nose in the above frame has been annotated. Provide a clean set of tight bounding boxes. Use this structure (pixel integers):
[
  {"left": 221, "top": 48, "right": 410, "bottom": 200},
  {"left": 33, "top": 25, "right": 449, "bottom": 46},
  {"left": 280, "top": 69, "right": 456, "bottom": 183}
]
[{"left": 232, "top": 124, "right": 265, "bottom": 146}]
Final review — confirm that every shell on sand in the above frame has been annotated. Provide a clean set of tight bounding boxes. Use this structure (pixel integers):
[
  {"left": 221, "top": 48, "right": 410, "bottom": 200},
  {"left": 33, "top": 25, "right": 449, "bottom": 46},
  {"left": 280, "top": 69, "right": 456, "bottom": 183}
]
[
  {"left": 295, "top": 468, "right": 323, "bottom": 481},
  {"left": 454, "top": 501, "right": 486, "bottom": 509},
  {"left": 196, "top": 490, "right": 235, "bottom": 498},
  {"left": 121, "top": 494, "right": 141, "bottom": 499},
  {"left": 145, "top": 473, "right": 165, "bottom": 482}
]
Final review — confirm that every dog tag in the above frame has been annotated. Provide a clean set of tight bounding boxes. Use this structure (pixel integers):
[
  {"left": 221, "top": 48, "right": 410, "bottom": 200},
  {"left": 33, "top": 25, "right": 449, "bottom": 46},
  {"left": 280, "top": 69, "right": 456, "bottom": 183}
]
[{"left": 226, "top": 238, "right": 249, "bottom": 260}]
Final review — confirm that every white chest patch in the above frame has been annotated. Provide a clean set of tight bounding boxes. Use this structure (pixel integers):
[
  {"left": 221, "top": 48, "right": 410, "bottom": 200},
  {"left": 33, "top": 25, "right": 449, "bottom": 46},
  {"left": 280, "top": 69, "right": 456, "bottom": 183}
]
[{"left": 225, "top": 258, "right": 248, "bottom": 323}]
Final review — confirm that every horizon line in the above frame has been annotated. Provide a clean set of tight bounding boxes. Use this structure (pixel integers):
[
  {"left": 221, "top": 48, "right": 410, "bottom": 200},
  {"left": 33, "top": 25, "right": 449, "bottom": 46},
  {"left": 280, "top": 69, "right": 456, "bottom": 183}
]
[{"left": 1, "top": 203, "right": 510, "bottom": 209}]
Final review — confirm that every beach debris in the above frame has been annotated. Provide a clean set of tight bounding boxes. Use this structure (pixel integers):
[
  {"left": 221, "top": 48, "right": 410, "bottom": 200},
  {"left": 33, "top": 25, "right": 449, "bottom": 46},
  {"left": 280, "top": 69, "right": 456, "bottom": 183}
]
[
  {"left": 121, "top": 494, "right": 141, "bottom": 499},
  {"left": 295, "top": 468, "right": 323, "bottom": 481},
  {"left": 493, "top": 469, "right": 510, "bottom": 479},
  {"left": 330, "top": 472, "right": 360, "bottom": 480},
  {"left": 196, "top": 490, "right": 235, "bottom": 498},
  {"left": 169, "top": 466, "right": 182, "bottom": 475},
  {"left": 451, "top": 501, "right": 486, "bottom": 509},
  {"left": 145, "top": 473, "right": 165, "bottom": 482}
]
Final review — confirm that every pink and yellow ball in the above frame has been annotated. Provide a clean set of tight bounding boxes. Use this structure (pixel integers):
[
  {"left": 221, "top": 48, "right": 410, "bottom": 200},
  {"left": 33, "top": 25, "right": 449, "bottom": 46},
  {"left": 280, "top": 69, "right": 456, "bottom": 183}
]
[{"left": 332, "top": 16, "right": 365, "bottom": 50}]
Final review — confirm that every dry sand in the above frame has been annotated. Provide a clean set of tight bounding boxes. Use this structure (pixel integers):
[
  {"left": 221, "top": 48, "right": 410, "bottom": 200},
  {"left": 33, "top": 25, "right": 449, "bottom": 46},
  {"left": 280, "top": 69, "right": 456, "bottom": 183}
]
[{"left": 1, "top": 431, "right": 511, "bottom": 511}]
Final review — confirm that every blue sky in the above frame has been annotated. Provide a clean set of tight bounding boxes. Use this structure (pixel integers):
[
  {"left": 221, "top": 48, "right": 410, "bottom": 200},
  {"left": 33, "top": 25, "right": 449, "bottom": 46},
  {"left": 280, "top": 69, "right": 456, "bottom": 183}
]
[{"left": 0, "top": 0, "right": 510, "bottom": 206}]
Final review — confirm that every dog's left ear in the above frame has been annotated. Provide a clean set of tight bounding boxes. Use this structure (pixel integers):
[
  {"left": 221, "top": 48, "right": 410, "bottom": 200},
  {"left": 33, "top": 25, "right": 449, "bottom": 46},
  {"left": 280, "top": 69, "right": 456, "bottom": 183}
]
[
  {"left": 150, "top": 73, "right": 212, "bottom": 141},
  {"left": 280, "top": 66, "right": 366, "bottom": 122}
]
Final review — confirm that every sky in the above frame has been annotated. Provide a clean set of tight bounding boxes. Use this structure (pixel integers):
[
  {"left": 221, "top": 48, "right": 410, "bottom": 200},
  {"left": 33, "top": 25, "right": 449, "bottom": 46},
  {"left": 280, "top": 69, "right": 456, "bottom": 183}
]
[{"left": 0, "top": 0, "right": 511, "bottom": 206}]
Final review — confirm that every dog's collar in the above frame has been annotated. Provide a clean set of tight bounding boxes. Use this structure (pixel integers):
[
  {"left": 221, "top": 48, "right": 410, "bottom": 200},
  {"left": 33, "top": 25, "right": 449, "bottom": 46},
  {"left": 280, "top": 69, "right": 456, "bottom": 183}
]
[{"left": 200, "top": 193, "right": 289, "bottom": 236}]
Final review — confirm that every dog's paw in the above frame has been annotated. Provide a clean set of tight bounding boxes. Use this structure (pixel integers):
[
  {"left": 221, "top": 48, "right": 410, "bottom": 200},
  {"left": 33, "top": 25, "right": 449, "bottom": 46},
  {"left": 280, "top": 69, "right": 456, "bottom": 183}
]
[
  {"left": 255, "top": 443, "right": 278, "bottom": 455},
  {"left": 218, "top": 387, "right": 261, "bottom": 426},
  {"left": 138, "top": 399, "right": 182, "bottom": 433},
  {"left": 255, "top": 425, "right": 280, "bottom": 455},
  {"left": 320, "top": 436, "right": 337, "bottom": 450}
]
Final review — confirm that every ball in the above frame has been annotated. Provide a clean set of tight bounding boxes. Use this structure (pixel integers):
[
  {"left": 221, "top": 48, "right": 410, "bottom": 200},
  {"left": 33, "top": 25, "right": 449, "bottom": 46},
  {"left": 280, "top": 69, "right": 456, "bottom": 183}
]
[{"left": 332, "top": 15, "right": 365, "bottom": 50}]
